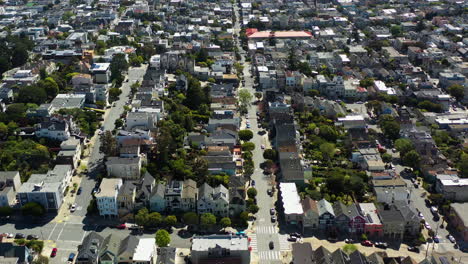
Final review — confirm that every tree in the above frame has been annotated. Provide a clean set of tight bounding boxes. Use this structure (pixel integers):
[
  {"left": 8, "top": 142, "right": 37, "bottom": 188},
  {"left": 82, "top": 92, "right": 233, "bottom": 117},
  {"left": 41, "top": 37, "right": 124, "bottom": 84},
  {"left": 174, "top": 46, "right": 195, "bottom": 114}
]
[
  {"left": 394, "top": 138, "right": 414, "bottom": 155},
  {"left": 0, "top": 122, "right": 8, "bottom": 137},
  {"left": 263, "top": 149, "right": 277, "bottom": 160},
  {"left": 164, "top": 215, "right": 177, "bottom": 227},
  {"left": 11, "top": 44, "right": 28, "bottom": 67},
  {"left": 254, "top": 92, "right": 262, "bottom": 100},
  {"left": 40, "top": 77, "right": 59, "bottom": 98},
  {"left": 109, "top": 87, "right": 122, "bottom": 100},
  {"left": 220, "top": 217, "right": 231, "bottom": 228},
  {"left": 147, "top": 212, "right": 163, "bottom": 227},
  {"left": 155, "top": 229, "right": 171, "bottom": 247},
  {"left": 21, "top": 202, "right": 45, "bottom": 217},
  {"left": 343, "top": 244, "right": 357, "bottom": 254},
  {"left": 448, "top": 84, "right": 465, "bottom": 101},
  {"left": 110, "top": 54, "right": 129, "bottom": 81},
  {"left": 32, "top": 255, "right": 49, "bottom": 264},
  {"left": 239, "top": 89, "right": 253, "bottom": 109},
  {"left": 459, "top": 152, "right": 468, "bottom": 178},
  {"left": 319, "top": 142, "right": 336, "bottom": 161},
  {"left": 381, "top": 153, "right": 392, "bottom": 163},
  {"left": 200, "top": 213, "right": 217, "bottom": 229},
  {"left": 247, "top": 187, "right": 257, "bottom": 199},
  {"left": 359, "top": 78, "right": 374, "bottom": 88},
  {"left": 18, "top": 86, "right": 47, "bottom": 105},
  {"left": 135, "top": 208, "right": 149, "bottom": 227},
  {"left": 183, "top": 212, "right": 199, "bottom": 225},
  {"left": 238, "top": 130, "right": 253, "bottom": 141},
  {"left": 248, "top": 204, "right": 259, "bottom": 214},
  {"left": 241, "top": 142, "right": 255, "bottom": 152},
  {"left": 390, "top": 25, "right": 403, "bottom": 37},
  {"left": 114, "top": 118, "right": 124, "bottom": 128},
  {"left": 379, "top": 115, "right": 401, "bottom": 140},
  {"left": 0, "top": 206, "right": 13, "bottom": 216},
  {"left": 402, "top": 150, "right": 421, "bottom": 169},
  {"left": 319, "top": 125, "right": 338, "bottom": 142},
  {"left": 100, "top": 131, "right": 118, "bottom": 156}
]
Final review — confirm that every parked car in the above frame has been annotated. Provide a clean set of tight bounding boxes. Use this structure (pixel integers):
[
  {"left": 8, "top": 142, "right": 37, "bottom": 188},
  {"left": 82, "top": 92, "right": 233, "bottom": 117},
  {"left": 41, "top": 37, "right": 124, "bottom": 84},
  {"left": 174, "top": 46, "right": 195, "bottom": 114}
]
[
  {"left": 288, "top": 236, "right": 298, "bottom": 242},
  {"left": 77, "top": 187, "right": 82, "bottom": 195},
  {"left": 361, "top": 240, "right": 373, "bottom": 247},
  {"left": 448, "top": 235, "right": 456, "bottom": 243},
  {"left": 271, "top": 216, "right": 276, "bottom": 223},
  {"left": 15, "top": 233, "right": 25, "bottom": 239},
  {"left": 375, "top": 242, "right": 388, "bottom": 249},
  {"left": 251, "top": 180, "right": 255, "bottom": 186},
  {"left": 267, "top": 189, "right": 272, "bottom": 196},
  {"left": 7, "top": 233, "right": 13, "bottom": 238},
  {"left": 269, "top": 241, "right": 274, "bottom": 250},
  {"left": 425, "top": 223, "right": 432, "bottom": 230},
  {"left": 68, "top": 253, "right": 76, "bottom": 262},
  {"left": 27, "top": 234, "right": 38, "bottom": 240},
  {"left": 70, "top": 203, "right": 77, "bottom": 212},
  {"left": 290, "top": 232, "right": 301, "bottom": 238},
  {"left": 433, "top": 236, "right": 440, "bottom": 243},
  {"left": 116, "top": 224, "right": 126, "bottom": 229},
  {"left": 345, "top": 238, "right": 355, "bottom": 244},
  {"left": 261, "top": 144, "right": 265, "bottom": 149},
  {"left": 270, "top": 208, "right": 275, "bottom": 215},
  {"left": 430, "top": 206, "right": 438, "bottom": 214},
  {"left": 50, "top": 248, "right": 57, "bottom": 257},
  {"left": 407, "top": 246, "right": 420, "bottom": 253}
]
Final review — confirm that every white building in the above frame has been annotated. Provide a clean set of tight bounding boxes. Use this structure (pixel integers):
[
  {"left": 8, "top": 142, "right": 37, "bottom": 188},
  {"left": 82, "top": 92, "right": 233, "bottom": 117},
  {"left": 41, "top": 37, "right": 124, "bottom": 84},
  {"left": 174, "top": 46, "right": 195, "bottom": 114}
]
[
  {"left": 105, "top": 157, "right": 142, "bottom": 180},
  {"left": 90, "top": 63, "right": 111, "bottom": 84},
  {"left": 150, "top": 55, "right": 161, "bottom": 69},
  {"left": 337, "top": 115, "right": 366, "bottom": 129},
  {"left": 133, "top": 238, "right": 156, "bottom": 264},
  {"left": 279, "top": 183, "right": 304, "bottom": 225},
  {"left": 191, "top": 235, "right": 250, "bottom": 264},
  {"left": 95, "top": 178, "right": 122, "bottom": 218}
]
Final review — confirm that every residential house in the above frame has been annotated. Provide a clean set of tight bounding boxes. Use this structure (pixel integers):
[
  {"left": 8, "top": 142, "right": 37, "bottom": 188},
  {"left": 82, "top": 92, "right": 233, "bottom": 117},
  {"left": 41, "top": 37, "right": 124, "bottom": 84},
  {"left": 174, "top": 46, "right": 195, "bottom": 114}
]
[
  {"left": 181, "top": 179, "right": 198, "bottom": 212},
  {"left": 348, "top": 204, "right": 367, "bottom": 234},
  {"left": 132, "top": 238, "right": 156, "bottom": 264},
  {"left": 76, "top": 232, "right": 105, "bottom": 264},
  {"left": 149, "top": 183, "right": 166, "bottom": 212},
  {"left": 155, "top": 247, "right": 176, "bottom": 264},
  {"left": 197, "top": 183, "right": 230, "bottom": 217},
  {"left": 191, "top": 235, "right": 250, "bottom": 264},
  {"left": 99, "top": 234, "right": 121, "bottom": 264},
  {"left": 291, "top": 243, "right": 313, "bottom": 264},
  {"left": 228, "top": 175, "right": 246, "bottom": 216},
  {"left": 302, "top": 197, "right": 319, "bottom": 232},
  {"left": 435, "top": 173, "right": 468, "bottom": 202},
  {"left": 90, "top": 63, "right": 111, "bottom": 84},
  {"left": 96, "top": 178, "right": 122, "bottom": 218},
  {"left": 106, "top": 157, "right": 142, "bottom": 180},
  {"left": 204, "top": 146, "right": 237, "bottom": 176},
  {"left": 117, "top": 181, "right": 137, "bottom": 216},
  {"left": 207, "top": 118, "right": 240, "bottom": 133},
  {"left": 394, "top": 201, "right": 420, "bottom": 237},
  {"left": 317, "top": 199, "right": 335, "bottom": 231},
  {"left": 377, "top": 204, "right": 405, "bottom": 240},
  {"left": 116, "top": 235, "right": 139, "bottom": 263},
  {"left": 35, "top": 116, "right": 76, "bottom": 141},
  {"left": 279, "top": 182, "right": 303, "bottom": 226},
  {"left": 17, "top": 165, "right": 73, "bottom": 211},
  {"left": 278, "top": 151, "right": 304, "bottom": 184},
  {"left": 126, "top": 112, "right": 156, "bottom": 131},
  {"left": 0, "top": 243, "right": 32, "bottom": 264},
  {"left": 135, "top": 172, "right": 156, "bottom": 207},
  {"left": 0, "top": 171, "right": 21, "bottom": 207},
  {"left": 205, "top": 129, "right": 238, "bottom": 149},
  {"left": 333, "top": 201, "right": 351, "bottom": 233},
  {"left": 56, "top": 137, "right": 82, "bottom": 169},
  {"left": 2, "top": 69, "right": 39, "bottom": 89},
  {"left": 359, "top": 203, "right": 383, "bottom": 237},
  {"left": 449, "top": 203, "right": 468, "bottom": 242}
]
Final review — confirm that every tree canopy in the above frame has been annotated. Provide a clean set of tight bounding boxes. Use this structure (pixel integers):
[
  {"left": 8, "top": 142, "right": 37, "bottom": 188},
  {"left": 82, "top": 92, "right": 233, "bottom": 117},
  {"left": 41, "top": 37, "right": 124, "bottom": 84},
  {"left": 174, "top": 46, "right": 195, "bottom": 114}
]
[{"left": 155, "top": 229, "right": 171, "bottom": 247}]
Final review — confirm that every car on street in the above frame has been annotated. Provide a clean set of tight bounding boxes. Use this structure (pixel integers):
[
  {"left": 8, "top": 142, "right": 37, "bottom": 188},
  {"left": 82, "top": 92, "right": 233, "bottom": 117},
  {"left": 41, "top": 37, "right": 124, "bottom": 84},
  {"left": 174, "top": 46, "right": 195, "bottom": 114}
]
[
  {"left": 375, "top": 242, "right": 388, "bottom": 249},
  {"left": 269, "top": 241, "right": 274, "bottom": 250},
  {"left": 93, "top": 187, "right": 100, "bottom": 194},
  {"left": 246, "top": 124, "right": 250, "bottom": 128},
  {"left": 27, "top": 234, "right": 38, "bottom": 240},
  {"left": 77, "top": 187, "right": 82, "bottom": 195},
  {"left": 431, "top": 206, "right": 438, "bottom": 214},
  {"left": 7, "top": 233, "right": 13, "bottom": 238},
  {"left": 251, "top": 180, "right": 255, "bottom": 186},
  {"left": 271, "top": 216, "right": 276, "bottom": 223},
  {"left": 15, "top": 233, "right": 25, "bottom": 239},
  {"left": 345, "top": 239, "right": 355, "bottom": 244},
  {"left": 425, "top": 223, "right": 432, "bottom": 230},
  {"left": 433, "top": 236, "right": 440, "bottom": 243},
  {"left": 407, "top": 246, "right": 420, "bottom": 253},
  {"left": 261, "top": 144, "right": 265, "bottom": 149},
  {"left": 70, "top": 203, "right": 77, "bottom": 212},
  {"left": 117, "top": 224, "right": 126, "bottom": 229},
  {"left": 288, "top": 236, "right": 298, "bottom": 242},
  {"left": 68, "top": 253, "right": 76, "bottom": 262},
  {"left": 267, "top": 189, "right": 272, "bottom": 196},
  {"left": 448, "top": 235, "right": 456, "bottom": 243},
  {"left": 361, "top": 240, "right": 373, "bottom": 247},
  {"left": 50, "top": 248, "right": 57, "bottom": 257},
  {"left": 270, "top": 208, "right": 275, "bottom": 215},
  {"left": 290, "top": 232, "right": 301, "bottom": 238}
]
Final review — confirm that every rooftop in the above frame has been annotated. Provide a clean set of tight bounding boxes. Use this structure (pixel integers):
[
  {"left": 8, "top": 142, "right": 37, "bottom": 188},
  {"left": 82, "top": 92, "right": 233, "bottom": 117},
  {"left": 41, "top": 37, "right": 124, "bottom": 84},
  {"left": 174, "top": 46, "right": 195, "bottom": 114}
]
[
  {"left": 191, "top": 235, "right": 249, "bottom": 251},
  {"left": 279, "top": 183, "right": 304, "bottom": 215}
]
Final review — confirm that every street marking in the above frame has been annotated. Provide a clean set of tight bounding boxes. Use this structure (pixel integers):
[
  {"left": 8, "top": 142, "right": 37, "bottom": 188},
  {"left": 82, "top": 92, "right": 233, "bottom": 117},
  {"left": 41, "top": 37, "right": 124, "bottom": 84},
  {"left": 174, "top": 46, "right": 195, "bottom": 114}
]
[
  {"left": 278, "top": 234, "right": 290, "bottom": 251},
  {"left": 80, "top": 231, "right": 88, "bottom": 243},
  {"left": 259, "top": 251, "right": 280, "bottom": 260},
  {"left": 47, "top": 223, "right": 58, "bottom": 240},
  {"left": 56, "top": 222, "right": 67, "bottom": 241},
  {"left": 249, "top": 234, "right": 257, "bottom": 252},
  {"left": 256, "top": 226, "right": 276, "bottom": 234}
]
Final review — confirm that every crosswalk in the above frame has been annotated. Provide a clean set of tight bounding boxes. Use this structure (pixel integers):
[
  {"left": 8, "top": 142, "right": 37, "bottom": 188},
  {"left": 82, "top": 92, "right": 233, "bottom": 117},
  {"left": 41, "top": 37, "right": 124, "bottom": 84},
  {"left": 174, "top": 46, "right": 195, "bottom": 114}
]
[
  {"left": 278, "top": 234, "right": 290, "bottom": 251},
  {"left": 258, "top": 250, "right": 281, "bottom": 261},
  {"left": 249, "top": 234, "right": 257, "bottom": 251},
  {"left": 255, "top": 225, "right": 277, "bottom": 234}
]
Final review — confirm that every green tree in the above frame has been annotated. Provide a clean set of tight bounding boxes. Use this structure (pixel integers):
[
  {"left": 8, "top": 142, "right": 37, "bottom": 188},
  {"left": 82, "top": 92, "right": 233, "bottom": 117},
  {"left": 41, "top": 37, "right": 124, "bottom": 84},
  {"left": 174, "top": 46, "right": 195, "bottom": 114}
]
[
  {"left": 319, "top": 142, "right": 336, "bottom": 161},
  {"left": 379, "top": 115, "right": 401, "bottom": 140},
  {"left": 155, "top": 229, "right": 171, "bottom": 247},
  {"left": 359, "top": 78, "right": 374, "bottom": 88},
  {"left": 148, "top": 212, "right": 163, "bottom": 228},
  {"left": 263, "top": 149, "right": 277, "bottom": 160},
  {"left": 319, "top": 125, "right": 338, "bottom": 142},
  {"left": 11, "top": 44, "right": 29, "bottom": 67},
  {"left": 458, "top": 152, "right": 468, "bottom": 178},
  {"left": 238, "top": 130, "right": 253, "bottom": 141},
  {"left": 219, "top": 217, "right": 231, "bottom": 228},
  {"left": 241, "top": 142, "right": 255, "bottom": 151},
  {"left": 183, "top": 212, "right": 199, "bottom": 225},
  {"left": 0, "top": 206, "right": 13, "bottom": 216},
  {"left": 248, "top": 204, "right": 259, "bottom": 214},
  {"left": 343, "top": 244, "right": 357, "bottom": 254},
  {"left": 394, "top": 138, "right": 414, "bottom": 155},
  {"left": 164, "top": 215, "right": 177, "bottom": 227},
  {"left": 40, "top": 77, "right": 59, "bottom": 98},
  {"left": 21, "top": 202, "right": 45, "bottom": 217},
  {"left": 100, "top": 131, "right": 118, "bottom": 156},
  {"left": 402, "top": 150, "right": 421, "bottom": 169},
  {"left": 18, "top": 86, "right": 47, "bottom": 104},
  {"left": 390, "top": 25, "right": 403, "bottom": 36},
  {"left": 114, "top": 118, "right": 124, "bottom": 128},
  {"left": 135, "top": 208, "right": 150, "bottom": 227},
  {"left": 448, "top": 84, "right": 465, "bottom": 101},
  {"left": 247, "top": 188, "right": 257, "bottom": 199},
  {"left": 109, "top": 87, "right": 122, "bottom": 101},
  {"left": 110, "top": 54, "right": 129, "bottom": 81},
  {"left": 0, "top": 122, "right": 8, "bottom": 137},
  {"left": 381, "top": 153, "right": 392, "bottom": 163},
  {"left": 200, "top": 213, "right": 217, "bottom": 229},
  {"left": 239, "top": 89, "right": 253, "bottom": 109}
]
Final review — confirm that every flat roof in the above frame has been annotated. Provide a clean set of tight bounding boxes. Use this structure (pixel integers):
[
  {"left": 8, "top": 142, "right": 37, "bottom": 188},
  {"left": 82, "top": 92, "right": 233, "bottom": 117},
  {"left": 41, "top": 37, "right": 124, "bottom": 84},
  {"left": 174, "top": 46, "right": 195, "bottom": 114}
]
[
  {"left": 247, "top": 30, "right": 312, "bottom": 39},
  {"left": 133, "top": 238, "right": 155, "bottom": 261},
  {"left": 279, "top": 183, "right": 304, "bottom": 215},
  {"left": 192, "top": 235, "right": 248, "bottom": 251}
]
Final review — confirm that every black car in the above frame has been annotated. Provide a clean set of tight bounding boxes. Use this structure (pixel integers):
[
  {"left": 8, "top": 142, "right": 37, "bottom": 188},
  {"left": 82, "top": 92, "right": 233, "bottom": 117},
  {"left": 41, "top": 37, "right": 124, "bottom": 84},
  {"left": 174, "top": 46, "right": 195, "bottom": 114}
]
[
  {"left": 269, "top": 241, "right": 274, "bottom": 250},
  {"left": 288, "top": 236, "right": 298, "bottom": 242},
  {"left": 77, "top": 187, "right": 82, "bottom": 195},
  {"left": 407, "top": 246, "right": 420, "bottom": 253},
  {"left": 290, "top": 232, "right": 301, "bottom": 238},
  {"left": 15, "top": 233, "right": 25, "bottom": 239},
  {"left": 27, "top": 234, "right": 39, "bottom": 240},
  {"left": 267, "top": 189, "right": 272, "bottom": 196}
]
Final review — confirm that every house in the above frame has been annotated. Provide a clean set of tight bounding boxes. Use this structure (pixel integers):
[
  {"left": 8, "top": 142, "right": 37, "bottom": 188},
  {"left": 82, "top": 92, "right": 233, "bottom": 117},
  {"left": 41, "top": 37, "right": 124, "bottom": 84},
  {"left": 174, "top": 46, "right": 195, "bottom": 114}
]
[
  {"left": 135, "top": 172, "right": 156, "bottom": 207},
  {"left": 35, "top": 116, "right": 74, "bottom": 141},
  {"left": 317, "top": 199, "right": 335, "bottom": 231},
  {"left": 99, "top": 234, "right": 121, "bottom": 264},
  {"left": 164, "top": 180, "right": 198, "bottom": 212},
  {"left": 126, "top": 112, "right": 156, "bottom": 131},
  {"left": 116, "top": 235, "right": 140, "bottom": 263},
  {"left": 394, "top": 201, "right": 420, "bottom": 237},
  {"left": 337, "top": 115, "right": 366, "bottom": 129},
  {"left": 359, "top": 203, "right": 383, "bottom": 237},
  {"left": 348, "top": 204, "right": 367, "bottom": 234},
  {"left": 2, "top": 69, "right": 39, "bottom": 88},
  {"left": 0, "top": 171, "right": 21, "bottom": 207},
  {"left": 228, "top": 175, "right": 246, "bottom": 216},
  {"left": 291, "top": 243, "right": 313, "bottom": 264},
  {"left": 373, "top": 178, "right": 411, "bottom": 204},
  {"left": 377, "top": 204, "right": 405, "bottom": 240},
  {"left": 76, "top": 232, "right": 105, "bottom": 264},
  {"left": 435, "top": 173, "right": 468, "bottom": 202},
  {"left": 149, "top": 183, "right": 166, "bottom": 212},
  {"left": 191, "top": 235, "right": 250, "bottom": 264},
  {"left": 132, "top": 238, "right": 156, "bottom": 264},
  {"left": 207, "top": 118, "right": 240, "bottom": 132},
  {"left": 0, "top": 243, "right": 32, "bottom": 264},
  {"left": 278, "top": 151, "right": 304, "bottom": 184},
  {"left": 117, "top": 181, "right": 137, "bottom": 216},
  {"left": 17, "top": 165, "right": 73, "bottom": 211},
  {"left": 197, "top": 183, "right": 230, "bottom": 217},
  {"left": 205, "top": 129, "right": 238, "bottom": 149},
  {"left": 95, "top": 178, "right": 122, "bottom": 218},
  {"left": 90, "top": 63, "right": 111, "bottom": 84},
  {"left": 302, "top": 197, "right": 319, "bottom": 232},
  {"left": 56, "top": 138, "right": 82, "bottom": 169},
  {"left": 333, "top": 201, "right": 351, "bottom": 233},
  {"left": 106, "top": 157, "right": 142, "bottom": 180},
  {"left": 155, "top": 247, "right": 176, "bottom": 264},
  {"left": 279, "top": 182, "right": 303, "bottom": 226},
  {"left": 449, "top": 203, "right": 468, "bottom": 242},
  {"left": 50, "top": 94, "right": 86, "bottom": 110},
  {"left": 204, "top": 147, "right": 237, "bottom": 176}
]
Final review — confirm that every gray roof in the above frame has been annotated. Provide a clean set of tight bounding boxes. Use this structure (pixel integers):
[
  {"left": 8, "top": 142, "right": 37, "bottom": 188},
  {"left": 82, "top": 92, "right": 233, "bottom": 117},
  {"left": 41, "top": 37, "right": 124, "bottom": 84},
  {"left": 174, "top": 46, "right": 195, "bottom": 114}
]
[
  {"left": 118, "top": 235, "right": 139, "bottom": 257},
  {"left": 291, "top": 243, "right": 313, "bottom": 264},
  {"left": 0, "top": 171, "right": 19, "bottom": 181},
  {"left": 450, "top": 203, "right": 468, "bottom": 227},
  {"left": 77, "top": 232, "right": 104, "bottom": 262},
  {"left": 156, "top": 247, "right": 176, "bottom": 264},
  {"left": 317, "top": 199, "right": 335, "bottom": 217}
]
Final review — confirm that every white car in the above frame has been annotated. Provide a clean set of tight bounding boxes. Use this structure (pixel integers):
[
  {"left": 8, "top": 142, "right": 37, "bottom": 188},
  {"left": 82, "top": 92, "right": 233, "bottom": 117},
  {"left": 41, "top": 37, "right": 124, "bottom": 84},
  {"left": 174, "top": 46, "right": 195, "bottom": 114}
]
[
  {"left": 70, "top": 204, "right": 77, "bottom": 212},
  {"left": 7, "top": 233, "right": 14, "bottom": 238},
  {"left": 425, "top": 223, "right": 431, "bottom": 230},
  {"left": 261, "top": 144, "right": 265, "bottom": 149},
  {"left": 448, "top": 235, "right": 456, "bottom": 243}
]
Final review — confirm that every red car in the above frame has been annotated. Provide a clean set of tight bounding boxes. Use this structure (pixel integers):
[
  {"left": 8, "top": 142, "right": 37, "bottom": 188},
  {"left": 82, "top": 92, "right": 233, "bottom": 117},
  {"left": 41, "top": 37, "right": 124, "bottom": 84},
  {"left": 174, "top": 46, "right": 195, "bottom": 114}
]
[
  {"left": 361, "top": 240, "right": 373, "bottom": 247},
  {"left": 50, "top": 248, "right": 57, "bottom": 257},
  {"left": 116, "top": 224, "right": 126, "bottom": 229}
]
